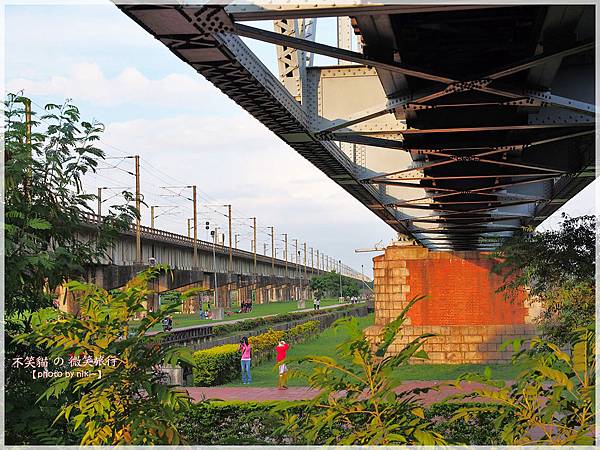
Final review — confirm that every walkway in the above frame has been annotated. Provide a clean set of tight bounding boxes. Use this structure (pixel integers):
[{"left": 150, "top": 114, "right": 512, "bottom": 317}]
[{"left": 185, "top": 380, "right": 492, "bottom": 405}]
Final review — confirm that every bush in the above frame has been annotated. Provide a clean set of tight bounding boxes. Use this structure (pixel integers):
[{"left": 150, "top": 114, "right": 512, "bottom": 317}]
[
  {"left": 177, "top": 400, "right": 503, "bottom": 445},
  {"left": 211, "top": 304, "right": 359, "bottom": 338},
  {"left": 248, "top": 329, "right": 284, "bottom": 365},
  {"left": 426, "top": 403, "right": 502, "bottom": 445},
  {"left": 177, "top": 401, "right": 298, "bottom": 445},
  {"left": 449, "top": 324, "right": 595, "bottom": 445},
  {"left": 192, "top": 344, "right": 240, "bottom": 386},
  {"left": 284, "top": 320, "right": 319, "bottom": 344},
  {"left": 192, "top": 321, "right": 320, "bottom": 386}
]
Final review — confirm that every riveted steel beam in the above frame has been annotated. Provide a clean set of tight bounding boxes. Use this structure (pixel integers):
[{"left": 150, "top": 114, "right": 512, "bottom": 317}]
[
  {"left": 391, "top": 198, "right": 542, "bottom": 210},
  {"left": 234, "top": 23, "right": 454, "bottom": 83},
  {"left": 368, "top": 146, "right": 565, "bottom": 183},
  {"left": 226, "top": 4, "right": 505, "bottom": 21}
]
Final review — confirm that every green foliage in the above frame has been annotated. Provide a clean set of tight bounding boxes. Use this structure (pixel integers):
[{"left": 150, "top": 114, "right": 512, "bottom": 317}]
[
  {"left": 192, "top": 321, "right": 320, "bottom": 386},
  {"left": 192, "top": 344, "right": 240, "bottom": 386},
  {"left": 278, "top": 295, "right": 445, "bottom": 445},
  {"left": 425, "top": 402, "right": 502, "bottom": 444},
  {"left": 309, "top": 270, "right": 360, "bottom": 298},
  {"left": 15, "top": 266, "right": 197, "bottom": 445},
  {"left": 536, "top": 281, "right": 595, "bottom": 346},
  {"left": 448, "top": 325, "right": 595, "bottom": 445},
  {"left": 4, "top": 93, "right": 136, "bottom": 320},
  {"left": 492, "top": 214, "right": 595, "bottom": 297},
  {"left": 178, "top": 400, "right": 499, "bottom": 445},
  {"left": 178, "top": 401, "right": 303, "bottom": 445},
  {"left": 492, "top": 214, "right": 595, "bottom": 345},
  {"left": 210, "top": 303, "right": 359, "bottom": 337},
  {"left": 283, "top": 320, "right": 319, "bottom": 345},
  {"left": 160, "top": 291, "right": 181, "bottom": 305},
  {"left": 4, "top": 94, "right": 137, "bottom": 444}
]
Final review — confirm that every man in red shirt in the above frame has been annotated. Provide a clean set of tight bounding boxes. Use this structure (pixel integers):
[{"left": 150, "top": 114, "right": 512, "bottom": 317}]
[{"left": 276, "top": 340, "right": 290, "bottom": 390}]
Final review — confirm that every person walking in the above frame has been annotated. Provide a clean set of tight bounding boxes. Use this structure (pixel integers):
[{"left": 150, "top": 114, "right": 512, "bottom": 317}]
[
  {"left": 162, "top": 315, "right": 173, "bottom": 332},
  {"left": 239, "top": 336, "right": 252, "bottom": 384},
  {"left": 276, "top": 340, "right": 290, "bottom": 390}
]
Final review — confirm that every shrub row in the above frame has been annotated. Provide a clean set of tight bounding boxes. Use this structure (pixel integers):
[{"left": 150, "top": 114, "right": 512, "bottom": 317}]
[
  {"left": 177, "top": 400, "right": 503, "bottom": 445},
  {"left": 192, "top": 321, "right": 319, "bottom": 386},
  {"left": 210, "top": 303, "right": 360, "bottom": 338}
]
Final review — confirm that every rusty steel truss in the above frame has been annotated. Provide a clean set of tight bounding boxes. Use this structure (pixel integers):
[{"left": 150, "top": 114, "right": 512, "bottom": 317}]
[{"left": 116, "top": 3, "right": 596, "bottom": 250}]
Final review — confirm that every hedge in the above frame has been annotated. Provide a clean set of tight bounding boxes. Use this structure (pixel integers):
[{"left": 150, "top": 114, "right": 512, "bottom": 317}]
[
  {"left": 177, "top": 400, "right": 503, "bottom": 445},
  {"left": 192, "top": 321, "right": 319, "bottom": 386},
  {"left": 191, "top": 344, "right": 240, "bottom": 387},
  {"left": 210, "top": 303, "right": 361, "bottom": 338}
]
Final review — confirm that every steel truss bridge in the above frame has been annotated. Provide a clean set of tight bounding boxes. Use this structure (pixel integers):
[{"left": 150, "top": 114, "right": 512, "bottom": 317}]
[{"left": 117, "top": 2, "right": 596, "bottom": 251}]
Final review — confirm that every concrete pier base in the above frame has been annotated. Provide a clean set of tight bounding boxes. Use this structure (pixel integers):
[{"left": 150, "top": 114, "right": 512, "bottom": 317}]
[{"left": 365, "top": 244, "right": 539, "bottom": 364}]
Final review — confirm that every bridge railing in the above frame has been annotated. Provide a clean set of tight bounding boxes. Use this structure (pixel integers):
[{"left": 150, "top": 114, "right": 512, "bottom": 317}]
[{"left": 80, "top": 211, "right": 342, "bottom": 276}]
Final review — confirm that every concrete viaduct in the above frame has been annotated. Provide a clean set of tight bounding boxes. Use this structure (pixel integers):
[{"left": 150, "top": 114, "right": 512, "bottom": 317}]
[{"left": 70, "top": 212, "right": 359, "bottom": 314}]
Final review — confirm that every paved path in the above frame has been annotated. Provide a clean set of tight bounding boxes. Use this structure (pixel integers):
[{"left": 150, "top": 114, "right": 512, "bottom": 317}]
[{"left": 186, "top": 380, "right": 492, "bottom": 404}]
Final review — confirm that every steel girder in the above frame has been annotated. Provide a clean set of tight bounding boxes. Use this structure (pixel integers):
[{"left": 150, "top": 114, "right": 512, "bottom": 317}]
[
  {"left": 116, "top": 4, "right": 418, "bottom": 243},
  {"left": 116, "top": 3, "right": 596, "bottom": 251}
]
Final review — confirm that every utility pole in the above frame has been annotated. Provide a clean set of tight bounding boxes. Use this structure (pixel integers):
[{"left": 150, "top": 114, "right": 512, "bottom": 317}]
[
  {"left": 316, "top": 249, "right": 320, "bottom": 273},
  {"left": 134, "top": 155, "right": 141, "bottom": 263},
  {"left": 270, "top": 226, "right": 275, "bottom": 271},
  {"left": 297, "top": 250, "right": 302, "bottom": 300},
  {"left": 338, "top": 259, "right": 343, "bottom": 299},
  {"left": 23, "top": 98, "right": 32, "bottom": 199},
  {"left": 293, "top": 239, "right": 298, "bottom": 268},
  {"left": 211, "top": 228, "right": 218, "bottom": 307},
  {"left": 97, "top": 188, "right": 102, "bottom": 217},
  {"left": 253, "top": 217, "right": 257, "bottom": 274},
  {"left": 234, "top": 234, "right": 239, "bottom": 249},
  {"left": 192, "top": 185, "right": 198, "bottom": 267},
  {"left": 227, "top": 204, "right": 232, "bottom": 271},
  {"left": 97, "top": 186, "right": 131, "bottom": 220},
  {"left": 283, "top": 233, "right": 288, "bottom": 278},
  {"left": 310, "top": 247, "right": 314, "bottom": 274},
  {"left": 264, "top": 242, "right": 267, "bottom": 256},
  {"left": 24, "top": 98, "right": 31, "bottom": 145},
  {"left": 149, "top": 205, "right": 174, "bottom": 229},
  {"left": 187, "top": 218, "right": 192, "bottom": 238},
  {"left": 303, "top": 242, "right": 307, "bottom": 279}
]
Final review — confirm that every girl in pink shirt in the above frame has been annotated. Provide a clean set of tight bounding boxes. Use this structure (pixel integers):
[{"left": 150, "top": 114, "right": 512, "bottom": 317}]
[{"left": 239, "top": 336, "right": 252, "bottom": 384}]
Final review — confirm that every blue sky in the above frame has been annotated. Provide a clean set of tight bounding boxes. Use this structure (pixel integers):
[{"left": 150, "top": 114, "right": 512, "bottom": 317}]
[{"left": 5, "top": 3, "right": 596, "bottom": 276}]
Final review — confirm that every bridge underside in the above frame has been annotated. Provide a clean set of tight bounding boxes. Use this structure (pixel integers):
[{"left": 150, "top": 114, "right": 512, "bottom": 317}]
[{"left": 117, "top": 3, "right": 595, "bottom": 251}]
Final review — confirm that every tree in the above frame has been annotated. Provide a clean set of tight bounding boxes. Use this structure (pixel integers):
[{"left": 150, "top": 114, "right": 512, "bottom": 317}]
[
  {"left": 4, "top": 94, "right": 137, "bottom": 443},
  {"left": 492, "top": 214, "right": 595, "bottom": 345},
  {"left": 15, "top": 266, "right": 197, "bottom": 445},
  {"left": 277, "top": 295, "right": 445, "bottom": 445},
  {"left": 309, "top": 271, "right": 360, "bottom": 298}
]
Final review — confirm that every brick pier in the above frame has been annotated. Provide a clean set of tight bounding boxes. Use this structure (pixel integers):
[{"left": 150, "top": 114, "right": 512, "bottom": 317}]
[{"left": 365, "top": 244, "right": 540, "bottom": 364}]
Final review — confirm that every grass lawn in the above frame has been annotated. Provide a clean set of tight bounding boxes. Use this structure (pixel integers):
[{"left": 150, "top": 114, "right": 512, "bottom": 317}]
[
  {"left": 224, "top": 313, "right": 530, "bottom": 387},
  {"left": 144, "top": 297, "right": 344, "bottom": 331}
]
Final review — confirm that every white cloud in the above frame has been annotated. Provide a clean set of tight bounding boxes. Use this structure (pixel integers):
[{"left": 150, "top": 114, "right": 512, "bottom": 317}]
[
  {"left": 7, "top": 62, "right": 225, "bottom": 109},
  {"left": 87, "top": 112, "right": 396, "bottom": 272}
]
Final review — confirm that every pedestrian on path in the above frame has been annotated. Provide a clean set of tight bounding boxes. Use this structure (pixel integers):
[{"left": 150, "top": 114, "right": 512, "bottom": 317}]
[
  {"left": 276, "top": 340, "right": 290, "bottom": 390},
  {"left": 314, "top": 290, "right": 321, "bottom": 310},
  {"left": 239, "top": 336, "right": 252, "bottom": 384}
]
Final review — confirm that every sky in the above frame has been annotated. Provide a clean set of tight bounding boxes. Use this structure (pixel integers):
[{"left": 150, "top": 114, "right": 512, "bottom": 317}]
[{"left": 4, "top": 2, "right": 597, "bottom": 277}]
